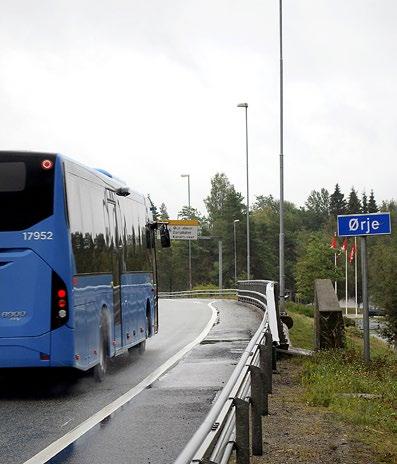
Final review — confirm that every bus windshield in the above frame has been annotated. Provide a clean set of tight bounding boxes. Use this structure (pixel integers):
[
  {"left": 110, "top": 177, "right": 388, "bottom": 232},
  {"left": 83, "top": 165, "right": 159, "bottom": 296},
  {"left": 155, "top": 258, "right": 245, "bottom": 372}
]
[{"left": 0, "top": 152, "right": 56, "bottom": 231}]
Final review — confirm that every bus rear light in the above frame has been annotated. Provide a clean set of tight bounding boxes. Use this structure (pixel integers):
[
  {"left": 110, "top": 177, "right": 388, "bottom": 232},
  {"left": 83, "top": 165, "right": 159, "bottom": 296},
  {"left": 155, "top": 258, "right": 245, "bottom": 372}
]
[
  {"left": 57, "top": 289, "right": 66, "bottom": 298},
  {"left": 40, "top": 353, "right": 50, "bottom": 360},
  {"left": 41, "top": 159, "right": 53, "bottom": 170},
  {"left": 58, "top": 309, "right": 67, "bottom": 318},
  {"left": 51, "top": 272, "right": 69, "bottom": 330}
]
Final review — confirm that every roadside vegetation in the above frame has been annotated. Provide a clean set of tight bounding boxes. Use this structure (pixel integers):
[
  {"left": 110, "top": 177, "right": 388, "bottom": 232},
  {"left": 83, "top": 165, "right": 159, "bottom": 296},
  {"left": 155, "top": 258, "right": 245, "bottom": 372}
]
[
  {"left": 286, "top": 302, "right": 397, "bottom": 461},
  {"left": 155, "top": 177, "right": 396, "bottom": 344}
]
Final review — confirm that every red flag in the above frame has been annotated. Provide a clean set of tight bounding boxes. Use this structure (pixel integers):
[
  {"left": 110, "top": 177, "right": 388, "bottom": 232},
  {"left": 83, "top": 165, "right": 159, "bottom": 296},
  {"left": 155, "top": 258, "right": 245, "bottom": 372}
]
[
  {"left": 341, "top": 238, "right": 348, "bottom": 252},
  {"left": 330, "top": 233, "right": 337, "bottom": 249},
  {"left": 349, "top": 243, "right": 356, "bottom": 263}
]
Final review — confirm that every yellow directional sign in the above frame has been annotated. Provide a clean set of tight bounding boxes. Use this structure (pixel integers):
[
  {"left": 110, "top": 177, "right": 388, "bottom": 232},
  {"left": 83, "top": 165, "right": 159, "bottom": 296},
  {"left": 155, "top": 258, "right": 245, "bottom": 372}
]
[
  {"left": 168, "top": 219, "right": 199, "bottom": 226},
  {"left": 168, "top": 219, "right": 199, "bottom": 240}
]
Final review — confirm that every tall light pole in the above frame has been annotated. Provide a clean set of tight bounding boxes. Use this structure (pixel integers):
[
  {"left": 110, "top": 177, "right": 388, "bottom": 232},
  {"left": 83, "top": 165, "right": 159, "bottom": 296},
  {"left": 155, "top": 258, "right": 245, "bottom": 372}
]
[
  {"left": 237, "top": 102, "right": 250, "bottom": 280},
  {"left": 233, "top": 219, "right": 240, "bottom": 283},
  {"left": 181, "top": 174, "right": 192, "bottom": 290},
  {"left": 278, "top": 0, "right": 286, "bottom": 313}
]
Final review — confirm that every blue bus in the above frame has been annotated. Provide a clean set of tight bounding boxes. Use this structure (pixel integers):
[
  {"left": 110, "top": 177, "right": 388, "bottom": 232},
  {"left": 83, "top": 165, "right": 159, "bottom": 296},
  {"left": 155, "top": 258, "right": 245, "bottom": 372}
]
[{"left": 0, "top": 151, "right": 159, "bottom": 380}]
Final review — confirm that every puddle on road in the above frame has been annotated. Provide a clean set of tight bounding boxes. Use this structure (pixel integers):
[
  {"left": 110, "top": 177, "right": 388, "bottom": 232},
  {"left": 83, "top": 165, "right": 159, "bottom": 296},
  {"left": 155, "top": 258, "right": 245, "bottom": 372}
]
[{"left": 200, "top": 338, "right": 250, "bottom": 345}]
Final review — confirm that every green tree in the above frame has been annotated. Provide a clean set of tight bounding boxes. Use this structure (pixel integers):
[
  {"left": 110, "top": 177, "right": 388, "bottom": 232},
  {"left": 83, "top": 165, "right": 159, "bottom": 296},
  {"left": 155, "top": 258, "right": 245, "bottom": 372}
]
[
  {"left": 204, "top": 173, "right": 246, "bottom": 286},
  {"left": 252, "top": 195, "right": 306, "bottom": 291},
  {"left": 347, "top": 188, "right": 361, "bottom": 214},
  {"left": 369, "top": 201, "right": 397, "bottom": 345},
  {"left": 159, "top": 203, "right": 169, "bottom": 220},
  {"left": 368, "top": 190, "right": 378, "bottom": 213},
  {"left": 361, "top": 192, "right": 368, "bottom": 213},
  {"left": 329, "top": 184, "right": 346, "bottom": 217},
  {"left": 304, "top": 188, "right": 330, "bottom": 229},
  {"left": 296, "top": 232, "right": 342, "bottom": 303}
]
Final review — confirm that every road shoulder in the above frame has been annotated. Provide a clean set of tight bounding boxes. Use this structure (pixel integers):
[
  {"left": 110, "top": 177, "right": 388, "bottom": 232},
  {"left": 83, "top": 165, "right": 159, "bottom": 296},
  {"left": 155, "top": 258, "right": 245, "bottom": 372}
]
[{"left": 254, "top": 358, "right": 386, "bottom": 464}]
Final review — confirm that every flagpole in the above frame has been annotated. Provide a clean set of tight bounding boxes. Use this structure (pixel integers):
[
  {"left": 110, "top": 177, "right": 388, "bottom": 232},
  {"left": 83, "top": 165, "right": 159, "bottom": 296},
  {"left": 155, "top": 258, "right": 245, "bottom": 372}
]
[
  {"left": 355, "top": 236, "right": 358, "bottom": 316},
  {"left": 334, "top": 252, "right": 338, "bottom": 295},
  {"left": 345, "top": 246, "right": 348, "bottom": 315}
]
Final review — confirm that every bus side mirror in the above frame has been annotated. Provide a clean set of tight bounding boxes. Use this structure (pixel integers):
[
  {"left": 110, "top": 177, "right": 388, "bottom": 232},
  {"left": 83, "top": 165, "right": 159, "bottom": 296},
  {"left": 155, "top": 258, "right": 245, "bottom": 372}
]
[{"left": 160, "top": 224, "right": 171, "bottom": 248}]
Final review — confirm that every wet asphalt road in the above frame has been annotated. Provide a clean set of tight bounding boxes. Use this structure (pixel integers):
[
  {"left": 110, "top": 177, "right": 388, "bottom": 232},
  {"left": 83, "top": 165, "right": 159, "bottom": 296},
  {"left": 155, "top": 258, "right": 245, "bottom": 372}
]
[{"left": 0, "top": 299, "right": 262, "bottom": 464}]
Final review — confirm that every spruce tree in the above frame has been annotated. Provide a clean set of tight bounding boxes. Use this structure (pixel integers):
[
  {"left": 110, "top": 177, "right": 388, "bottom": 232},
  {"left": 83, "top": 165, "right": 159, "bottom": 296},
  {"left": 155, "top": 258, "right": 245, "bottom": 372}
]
[
  {"left": 329, "top": 184, "right": 346, "bottom": 217},
  {"left": 347, "top": 188, "right": 361, "bottom": 214},
  {"left": 159, "top": 203, "right": 169, "bottom": 220},
  {"left": 368, "top": 190, "right": 378, "bottom": 213},
  {"left": 361, "top": 192, "right": 368, "bottom": 213}
]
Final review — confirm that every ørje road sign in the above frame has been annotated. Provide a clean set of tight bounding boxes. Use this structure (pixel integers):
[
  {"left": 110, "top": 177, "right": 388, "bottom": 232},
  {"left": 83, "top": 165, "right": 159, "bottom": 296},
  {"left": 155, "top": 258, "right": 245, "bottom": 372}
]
[{"left": 337, "top": 212, "right": 391, "bottom": 237}]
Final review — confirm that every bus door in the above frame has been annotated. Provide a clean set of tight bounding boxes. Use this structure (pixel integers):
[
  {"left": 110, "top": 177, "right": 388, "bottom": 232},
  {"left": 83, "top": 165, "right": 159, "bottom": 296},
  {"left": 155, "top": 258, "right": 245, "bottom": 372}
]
[{"left": 106, "top": 194, "right": 123, "bottom": 349}]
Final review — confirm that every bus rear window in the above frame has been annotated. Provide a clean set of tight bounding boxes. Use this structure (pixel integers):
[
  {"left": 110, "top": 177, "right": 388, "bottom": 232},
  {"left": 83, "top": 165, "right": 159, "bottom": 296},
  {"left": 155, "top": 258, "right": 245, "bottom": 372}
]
[
  {"left": 0, "top": 153, "right": 56, "bottom": 231},
  {"left": 0, "top": 162, "right": 26, "bottom": 192}
]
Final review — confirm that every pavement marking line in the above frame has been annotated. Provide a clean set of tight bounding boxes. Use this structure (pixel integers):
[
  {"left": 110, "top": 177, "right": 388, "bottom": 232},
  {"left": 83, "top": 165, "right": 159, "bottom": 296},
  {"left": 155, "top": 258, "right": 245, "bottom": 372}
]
[{"left": 23, "top": 301, "right": 218, "bottom": 464}]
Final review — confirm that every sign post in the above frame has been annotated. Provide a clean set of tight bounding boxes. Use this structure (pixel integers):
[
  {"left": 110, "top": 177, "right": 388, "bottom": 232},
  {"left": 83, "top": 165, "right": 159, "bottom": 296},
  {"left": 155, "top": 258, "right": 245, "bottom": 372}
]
[
  {"left": 360, "top": 237, "right": 369, "bottom": 363},
  {"left": 167, "top": 220, "right": 199, "bottom": 290},
  {"left": 337, "top": 212, "right": 392, "bottom": 362}
]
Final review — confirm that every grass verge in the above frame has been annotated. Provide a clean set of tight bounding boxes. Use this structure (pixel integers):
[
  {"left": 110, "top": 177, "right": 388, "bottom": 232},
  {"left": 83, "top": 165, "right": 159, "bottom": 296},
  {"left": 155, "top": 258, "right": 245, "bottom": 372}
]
[{"left": 285, "top": 302, "right": 397, "bottom": 461}]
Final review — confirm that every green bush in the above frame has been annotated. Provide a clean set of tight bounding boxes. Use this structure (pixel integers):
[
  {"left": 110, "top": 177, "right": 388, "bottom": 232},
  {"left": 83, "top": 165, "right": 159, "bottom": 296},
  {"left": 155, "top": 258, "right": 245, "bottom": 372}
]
[
  {"left": 192, "top": 283, "right": 219, "bottom": 291},
  {"left": 286, "top": 301, "right": 314, "bottom": 318},
  {"left": 302, "top": 348, "right": 397, "bottom": 433}
]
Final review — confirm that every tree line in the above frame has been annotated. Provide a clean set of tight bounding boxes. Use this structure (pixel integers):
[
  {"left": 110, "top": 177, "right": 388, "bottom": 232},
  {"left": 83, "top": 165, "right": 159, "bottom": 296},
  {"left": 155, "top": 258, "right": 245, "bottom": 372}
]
[{"left": 154, "top": 176, "right": 396, "bottom": 344}]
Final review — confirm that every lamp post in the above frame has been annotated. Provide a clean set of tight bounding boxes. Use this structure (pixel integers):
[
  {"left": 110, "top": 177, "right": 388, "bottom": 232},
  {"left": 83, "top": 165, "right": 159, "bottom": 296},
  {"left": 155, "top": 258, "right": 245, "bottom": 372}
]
[
  {"left": 278, "top": 0, "right": 286, "bottom": 313},
  {"left": 237, "top": 102, "right": 250, "bottom": 280},
  {"left": 181, "top": 174, "right": 192, "bottom": 290},
  {"left": 233, "top": 219, "right": 240, "bottom": 283}
]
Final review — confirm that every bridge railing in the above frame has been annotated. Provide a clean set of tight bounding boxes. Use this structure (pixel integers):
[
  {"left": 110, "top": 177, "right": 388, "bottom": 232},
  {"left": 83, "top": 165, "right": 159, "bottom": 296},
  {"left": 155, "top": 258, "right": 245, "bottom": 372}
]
[
  {"left": 158, "top": 289, "right": 237, "bottom": 298},
  {"left": 172, "top": 280, "right": 278, "bottom": 464}
]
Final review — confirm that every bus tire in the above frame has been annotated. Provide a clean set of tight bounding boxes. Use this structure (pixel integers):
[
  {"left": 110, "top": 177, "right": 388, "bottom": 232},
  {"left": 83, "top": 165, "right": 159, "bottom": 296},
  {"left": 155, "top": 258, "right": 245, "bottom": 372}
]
[
  {"left": 137, "top": 339, "right": 146, "bottom": 355},
  {"left": 94, "top": 319, "right": 109, "bottom": 382}
]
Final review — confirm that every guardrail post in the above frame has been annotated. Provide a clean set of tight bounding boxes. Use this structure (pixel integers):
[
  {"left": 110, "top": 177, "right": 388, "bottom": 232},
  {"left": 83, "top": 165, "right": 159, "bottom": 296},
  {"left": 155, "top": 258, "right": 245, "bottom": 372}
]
[
  {"left": 258, "top": 344, "right": 269, "bottom": 415},
  {"left": 264, "top": 331, "right": 273, "bottom": 394},
  {"left": 272, "top": 345, "right": 277, "bottom": 371},
  {"left": 250, "top": 366, "right": 264, "bottom": 456},
  {"left": 234, "top": 397, "right": 250, "bottom": 464}
]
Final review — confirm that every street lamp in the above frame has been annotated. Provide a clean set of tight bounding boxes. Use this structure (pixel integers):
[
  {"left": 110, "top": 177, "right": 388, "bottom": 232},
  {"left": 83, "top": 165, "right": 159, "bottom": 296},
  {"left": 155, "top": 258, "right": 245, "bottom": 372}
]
[
  {"left": 278, "top": 0, "right": 285, "bottom": 313},
  {"left": 233, "top": 219, "right": 240, "bottom": 283},
  {"left": 237, "top": 102, "right": 250, "bottom": 280},
  {"left": 181, "top": 174, "right": 192, "bottom": 290}
]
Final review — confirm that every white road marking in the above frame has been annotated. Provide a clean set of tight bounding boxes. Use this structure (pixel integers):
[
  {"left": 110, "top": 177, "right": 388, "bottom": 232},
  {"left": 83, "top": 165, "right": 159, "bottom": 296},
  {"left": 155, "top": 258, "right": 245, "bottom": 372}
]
[
  {"left": 23, "top": 301, "right": 218, "bottom": 464},
  {"left": 60, "top": 419, "right": 72, "bottom": 428}
]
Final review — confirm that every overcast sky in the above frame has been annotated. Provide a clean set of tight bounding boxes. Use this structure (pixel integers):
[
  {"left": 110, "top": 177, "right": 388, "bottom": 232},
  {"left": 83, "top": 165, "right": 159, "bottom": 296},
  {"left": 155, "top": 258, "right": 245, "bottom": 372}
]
[{"left": 0, "top": 1, "right": 396, "bottom": 217}]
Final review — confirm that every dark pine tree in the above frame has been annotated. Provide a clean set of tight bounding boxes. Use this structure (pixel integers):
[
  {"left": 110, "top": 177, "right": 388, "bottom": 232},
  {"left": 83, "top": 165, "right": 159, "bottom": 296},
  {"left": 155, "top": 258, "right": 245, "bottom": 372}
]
[
  {"left": 368, "top": 190, "right": 378, "bottom": 213},
  {"left": 361, "top": 192, "right": 368, "bottom": 213},
  {"left": 159, "top": 202, "right": 169, "bottom": 220},
  {"left": 329, "top": 184, "right": 346, "bottom": 217},
  {"left": 347, "top": 188, "right": 361, "bottom": 214}
]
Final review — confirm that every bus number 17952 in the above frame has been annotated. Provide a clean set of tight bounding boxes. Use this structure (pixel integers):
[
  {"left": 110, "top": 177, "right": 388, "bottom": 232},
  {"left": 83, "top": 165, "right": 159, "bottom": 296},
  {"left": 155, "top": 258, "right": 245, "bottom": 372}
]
[{"left": 22, "top": 231, "right": 54, "bottom": 240}]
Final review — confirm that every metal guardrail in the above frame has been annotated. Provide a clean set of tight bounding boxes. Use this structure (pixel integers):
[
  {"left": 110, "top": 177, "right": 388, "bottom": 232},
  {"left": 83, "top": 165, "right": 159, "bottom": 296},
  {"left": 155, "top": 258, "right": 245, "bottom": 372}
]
[
  {"left": 173, "top": 281, "right": 278, "bottom": 464},
  {"left": 158, "top": 289, "right": 237, "bottom": 298}
]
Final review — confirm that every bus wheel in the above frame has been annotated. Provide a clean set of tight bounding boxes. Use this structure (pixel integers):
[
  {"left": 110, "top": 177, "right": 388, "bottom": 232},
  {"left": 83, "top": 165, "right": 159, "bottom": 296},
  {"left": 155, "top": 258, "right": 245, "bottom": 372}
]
[
  {"left": 138, "top": 306, "right": 150, "bottom": 355},
  {"left": 137, "top": 339, "right": 146, "bottom": 355},
  {"left": 94, "top": 326, "right": 108, "bottom": 382}
]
